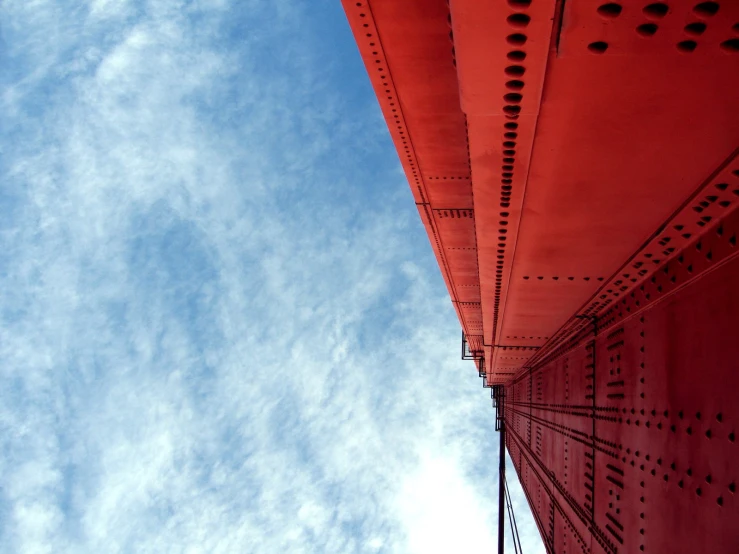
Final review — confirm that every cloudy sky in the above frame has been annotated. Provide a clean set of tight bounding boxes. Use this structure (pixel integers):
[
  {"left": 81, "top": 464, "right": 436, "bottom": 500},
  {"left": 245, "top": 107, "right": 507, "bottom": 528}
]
[{"left": 0, "top": 1, "right": 544, "bottom": 552}]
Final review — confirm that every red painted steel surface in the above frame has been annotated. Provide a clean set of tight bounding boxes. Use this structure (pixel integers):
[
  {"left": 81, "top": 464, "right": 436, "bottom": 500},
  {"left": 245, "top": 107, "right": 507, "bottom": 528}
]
[{"left": 342, "top": 0, "right": 739, "bottom": 551}]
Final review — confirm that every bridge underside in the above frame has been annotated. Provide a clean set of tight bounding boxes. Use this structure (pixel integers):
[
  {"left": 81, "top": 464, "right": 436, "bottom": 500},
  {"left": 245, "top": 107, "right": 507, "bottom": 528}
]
[{"left": 342, "top": 0, "right": 739, "bottom": 552}]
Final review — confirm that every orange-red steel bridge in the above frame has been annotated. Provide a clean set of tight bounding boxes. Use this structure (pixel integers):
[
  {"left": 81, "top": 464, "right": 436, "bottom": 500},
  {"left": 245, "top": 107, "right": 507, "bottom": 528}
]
[{"left": 342, "top": 0, "right": 739, "bottom": 552}]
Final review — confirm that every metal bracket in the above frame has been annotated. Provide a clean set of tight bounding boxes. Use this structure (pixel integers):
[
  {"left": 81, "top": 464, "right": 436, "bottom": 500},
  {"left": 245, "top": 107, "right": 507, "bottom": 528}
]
[
  {"left": 461, "top": 332, "right": 483, "bottom": 360},
  {"left": 492, "top": 384, "right": 505, "bottom": 432}
]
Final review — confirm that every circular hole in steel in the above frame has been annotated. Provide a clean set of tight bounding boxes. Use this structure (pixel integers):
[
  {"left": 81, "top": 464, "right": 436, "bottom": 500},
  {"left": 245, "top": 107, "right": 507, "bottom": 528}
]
[
  {"left": 693, "top": 2, "right": 719, "bottom": 17},
  {"left": 597, "top": 3, "right": 623, "bottom": 18},
  {"left": 504, "top": 93, "right": 523, "bottom": 104},
  {"left": 505, "top": 65, "right": 526, "bottom": 77},
  {"left": 506, "top": 80, "right": 525, "bottom": 91},
  {"left": 507, "top": 50, "right": 527, "bottom": 61},
  {"left": 504, "top": 122, "right": 519, "bottom": 130},
  {"left": 677, "top": 40, "right": 697, "bottom": 52},
  {"left": 502, "top": 165, "right": 514, "bottom": 170},
  {"left": 503, "top": 140, "right": 517, "bottom": 147},
  {"left": 503, "top": 149, "right": 516, "bottom": 156},
  {"left": 503, "top": 105, "right": 521, "bottom": 115},
  {"left": 503, "top": 157, "right": 515, "bottom": 163},
  {"left": 508, "top": 0, "right": 532, "bottom": 7},
  {"left": 637, "top": 23, "right": 659, "bottom": 36},
  {"left": 643, "top": 2, "right": 669, "bottom": 18},
  {"left": 507, "top": 33, "right": 528, "bottom": 46},
  {"left": 504, "top": 132, "right": 518, "bottom": 139},
  {"left": 684, "top": 22, "right": 707, "bottom": 35},
  {"left": 588, "top": 41, "right": 609, "bottom": 53},
  {"left": 720, "top": 39, "right": 739, "bottom": 52},
  {"left": 507, "top": 13, "right": 531, "bottom": 28}
]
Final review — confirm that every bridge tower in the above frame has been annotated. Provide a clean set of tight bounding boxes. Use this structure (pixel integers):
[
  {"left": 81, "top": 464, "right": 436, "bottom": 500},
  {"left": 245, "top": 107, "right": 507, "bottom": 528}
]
[{"left": 342, "top": 1, "right": 739, "bottom": 552}]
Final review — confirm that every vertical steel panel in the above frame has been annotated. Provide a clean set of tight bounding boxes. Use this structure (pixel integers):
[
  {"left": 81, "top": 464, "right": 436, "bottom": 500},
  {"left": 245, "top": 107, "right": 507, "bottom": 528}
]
[{"left": 511, "top": 247, "right": 739, "bottom": 553}]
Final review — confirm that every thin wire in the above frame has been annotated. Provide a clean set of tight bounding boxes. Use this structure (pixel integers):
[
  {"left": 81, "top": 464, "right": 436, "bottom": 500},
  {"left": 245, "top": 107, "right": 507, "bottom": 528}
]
[
  {"left": 506, "top": 477, "right": 523, "bottom": 554},
  {"left": 503, "top": 477, "right": 519, "bottom": 554},
  {"left": 503, "top": 473, "right": 524, "bottom": 554},
  {"left": 502, "top": 478, "right": 518, "bottom": 554},
  {"left": 503, "top": 477, "right": 521, "bottom": 554}
]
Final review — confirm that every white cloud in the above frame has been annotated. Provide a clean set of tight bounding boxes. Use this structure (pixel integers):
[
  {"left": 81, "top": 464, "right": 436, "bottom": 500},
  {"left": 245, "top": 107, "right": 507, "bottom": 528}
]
[
  {"left": 397, "top": 453, "right": 495, "bottom": 554},
  {"left": 88, "top": 0, "right": 132, "bottom": 19}
]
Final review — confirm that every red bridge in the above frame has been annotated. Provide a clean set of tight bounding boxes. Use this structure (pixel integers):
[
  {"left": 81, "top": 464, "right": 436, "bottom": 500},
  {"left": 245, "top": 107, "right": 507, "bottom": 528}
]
[{"left": 342, "top": 0, "right": 739, "bottom": 552}]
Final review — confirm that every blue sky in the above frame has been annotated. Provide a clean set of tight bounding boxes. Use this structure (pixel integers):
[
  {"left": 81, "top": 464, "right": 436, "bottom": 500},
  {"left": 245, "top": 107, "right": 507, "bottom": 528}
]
[{"left": 0, "top": 1, "right": 543, "bottom": 552}]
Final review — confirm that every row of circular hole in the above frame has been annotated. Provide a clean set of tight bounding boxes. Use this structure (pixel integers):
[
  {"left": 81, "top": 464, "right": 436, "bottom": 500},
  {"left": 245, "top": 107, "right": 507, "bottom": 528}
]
[
  {"left": 493, "top": 10, "right": 535, "bottom": 335},
  {"left": 355, "top": 5, "right": 422, "bottom": 189},
  {"left": 356, "top": 1, "right": 447, "bottom": 198},
  {"left": 589, "top": 36, "right": 738, "bottom": 54},
  {"left": 598, "top": 1, "right": 724, "bottom": 19},
  {"left": 590, "top": 2, "right": 739, "bottom": 53}
]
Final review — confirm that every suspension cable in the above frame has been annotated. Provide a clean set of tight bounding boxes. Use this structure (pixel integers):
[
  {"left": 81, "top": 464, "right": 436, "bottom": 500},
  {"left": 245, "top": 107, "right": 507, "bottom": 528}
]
[
  {"left": 503, "top": 480, "right": 519, "bottom": 554},
  {"left": 503, "top": 472, "right": 524, "bottom": 554}
]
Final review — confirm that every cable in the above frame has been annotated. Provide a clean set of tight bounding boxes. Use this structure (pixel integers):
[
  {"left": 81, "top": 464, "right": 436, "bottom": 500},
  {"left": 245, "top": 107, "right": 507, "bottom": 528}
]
[
  {"left": 502, "top": 477, "right": 517, "bottom": 554},
  {"left": 507, "top": 477, "right": 523, "bottom": 554},
  {"left": 503, "top": 476, "right": 521, "bottom": 554},
  {"left": 503, "top": 472, "right": 524, "bottom": 554}
]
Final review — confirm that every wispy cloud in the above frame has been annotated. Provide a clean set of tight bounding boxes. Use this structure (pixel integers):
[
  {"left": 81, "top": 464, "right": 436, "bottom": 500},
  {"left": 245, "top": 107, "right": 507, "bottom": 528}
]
[{"left": 0, "top": 1, "right": 544, "bottom": 552}]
